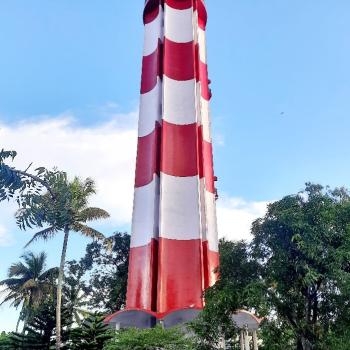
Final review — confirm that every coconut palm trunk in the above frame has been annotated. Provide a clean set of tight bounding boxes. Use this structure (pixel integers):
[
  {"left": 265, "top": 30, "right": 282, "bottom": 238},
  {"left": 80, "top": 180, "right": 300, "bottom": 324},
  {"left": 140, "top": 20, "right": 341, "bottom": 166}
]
[
  {"left": 16, "top": 316, "right": 21, "bottom": 333},
  {"left": 56, "top": 225, "right": 69, "bottom": 350}
]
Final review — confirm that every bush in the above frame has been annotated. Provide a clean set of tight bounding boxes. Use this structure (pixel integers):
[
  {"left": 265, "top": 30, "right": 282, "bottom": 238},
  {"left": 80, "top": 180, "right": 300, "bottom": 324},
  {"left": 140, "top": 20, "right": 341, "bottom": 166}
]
[
  {"left": 0, "top": 332, "right": 11, "bottom": 349},
  {"left": 70, "top": 314, "right": 112, "bottom": 350},
  {"left": 103, "top": 326, "right": 195, "bottom": 350}
]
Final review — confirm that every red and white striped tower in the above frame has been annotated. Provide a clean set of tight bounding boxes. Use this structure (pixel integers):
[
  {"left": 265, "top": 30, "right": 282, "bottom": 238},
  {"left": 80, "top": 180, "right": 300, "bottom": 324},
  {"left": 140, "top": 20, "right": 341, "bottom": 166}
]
[{"left": 106, "top": 0, "right": 219, "bottom": 328}]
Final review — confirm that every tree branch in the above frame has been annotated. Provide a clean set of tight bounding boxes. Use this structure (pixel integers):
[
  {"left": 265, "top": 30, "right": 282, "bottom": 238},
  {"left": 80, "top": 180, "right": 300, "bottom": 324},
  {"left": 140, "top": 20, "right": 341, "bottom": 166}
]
[{"left": 15, "top": 169, "right": 56, "bottom": 199}]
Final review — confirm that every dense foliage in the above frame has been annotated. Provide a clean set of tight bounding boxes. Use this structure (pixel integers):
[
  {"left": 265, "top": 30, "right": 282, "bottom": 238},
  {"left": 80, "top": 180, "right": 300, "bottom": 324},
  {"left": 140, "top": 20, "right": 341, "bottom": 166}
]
[
  {"left": 193, "top": 184, "right": 350, "bottom": 350},
  {"left": 0, "top": 149, "right": 64, "bottom": 216},
  {"left": 253, "top": 183, "right": 350, "bottom": 349},
  {"left": 80, "top": 232, "right": 130, "bottom": 313},
  {"left": 69, "top": 314, "right": 112, "bottom": 350},
  {"left": 104, "top": 326, "right": 195, "bottom": 350},
  {"left": 2, "top": 150, "right": 350, "bottom": 349},
  {"left": 190, "top": 240, "right": 256, "bottom": 348},
  {"left": 0, "top": 332, "right": 11, "bottom": 349},
  {"left": 8, "top": 301, "right": 71, "bottom": 350}
]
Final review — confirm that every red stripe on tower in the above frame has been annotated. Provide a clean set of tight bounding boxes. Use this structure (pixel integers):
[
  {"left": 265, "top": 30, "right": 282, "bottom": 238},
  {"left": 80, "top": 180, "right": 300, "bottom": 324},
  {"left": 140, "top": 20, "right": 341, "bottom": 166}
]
[
  {"left": 197, "top": 0, "right": 208, "bottom": 30},
  {"left": 126, "top": 241, "right": 158, "bottom": 311},
  {"left": 135, "top": 124, "right": 161, "bottom": 188},
  {"left": 202, "top": 139, "right": 215, "bottom": 194},
  {"left": 202, "top": 240, "right": 219, "bottom": 288},
  {"left": 141, "top": 42, "right": 163, "bottom": 94},
  {"left": 161, "top": 121, "right": 198, "bottom": 177},
  {"left": 165, "top": 0, "right": 193, "bottom": 10},
  {"left": 164, "top": 39, "right": 195, "bottom": 81},
  {"left": 143, "top": 0, "right": 161, "bottom": 24},
  {"left": 157, "top": 238, "right": 204, "bottom": 313}
]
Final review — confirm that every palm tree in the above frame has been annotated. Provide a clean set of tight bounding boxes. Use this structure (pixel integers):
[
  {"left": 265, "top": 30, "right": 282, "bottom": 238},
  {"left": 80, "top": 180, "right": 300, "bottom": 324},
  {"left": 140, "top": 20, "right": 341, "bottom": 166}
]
[
  {"left": 0, "top": 251, "right": 58, "bottom": 332},
  {"left": 17, "top": 177, "right": 110, "bottom": 350},
  {"left": 65, "top": 287, "right": 91, "bottom": 328},
  {"left": 70, "top": 313, "right": 112, "bottom": 350}
]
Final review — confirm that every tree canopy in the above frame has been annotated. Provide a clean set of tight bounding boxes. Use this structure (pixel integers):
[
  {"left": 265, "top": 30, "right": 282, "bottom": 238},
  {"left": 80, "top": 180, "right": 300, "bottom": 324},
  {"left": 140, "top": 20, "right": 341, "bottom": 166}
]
[
  {"left": 104, "top": 326, "right": 195, "bottom": 350},
  {"left": 193, "top": 183, "right": 350, "bottom": 350}
]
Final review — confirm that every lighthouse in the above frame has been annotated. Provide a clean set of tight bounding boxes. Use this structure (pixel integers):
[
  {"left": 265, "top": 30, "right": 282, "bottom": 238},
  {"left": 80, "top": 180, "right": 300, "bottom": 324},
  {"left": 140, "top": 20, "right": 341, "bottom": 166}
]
[{"left": 106, "top": 0, "right": 219, "bottom": 328}]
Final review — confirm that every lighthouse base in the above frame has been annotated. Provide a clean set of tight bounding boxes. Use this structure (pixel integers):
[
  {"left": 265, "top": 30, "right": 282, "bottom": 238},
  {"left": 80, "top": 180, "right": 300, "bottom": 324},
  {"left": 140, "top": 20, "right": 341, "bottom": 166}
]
[{"left": 105, "top": 308, "right": 201, "bottom": 329}]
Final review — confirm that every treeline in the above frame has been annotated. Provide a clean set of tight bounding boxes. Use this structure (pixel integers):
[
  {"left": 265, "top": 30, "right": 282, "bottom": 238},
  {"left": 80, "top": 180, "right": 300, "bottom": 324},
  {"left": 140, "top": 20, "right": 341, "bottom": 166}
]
[{"left": 1, "top": 150, "right": 350, "bottom": 349}]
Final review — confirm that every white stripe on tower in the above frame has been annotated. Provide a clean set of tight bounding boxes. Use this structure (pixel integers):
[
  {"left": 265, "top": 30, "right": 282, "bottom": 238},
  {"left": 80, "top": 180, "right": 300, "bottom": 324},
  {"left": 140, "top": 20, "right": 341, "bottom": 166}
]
[
  {"left": 159, "top": 175, "right": 200, "bottom": 240},
  {"left": 138, "top": 79, "right": 162, "bottom": 137},
  {"left": 138, "top": 4, "right": 164, "bottom": 137},
  {"left": 143, "top": 8, "right": 163, "bottom": 56},
  {"left": 163, "top": 77, "right": 197, "bottom": 125},
  {"left": 164, "top": 5, "right": 194, "bottom": 43},
  {"left": 198, "top": 28, "right": 207, "bottom": 64},
  {"left": 131, "top": 177, "right": 160, "bottom": 248}
]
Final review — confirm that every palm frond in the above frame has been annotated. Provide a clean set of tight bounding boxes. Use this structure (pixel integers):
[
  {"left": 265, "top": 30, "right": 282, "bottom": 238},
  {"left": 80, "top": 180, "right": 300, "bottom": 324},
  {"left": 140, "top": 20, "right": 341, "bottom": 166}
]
[
  {"left": 76, "top": 307, "right": 92, "bottom": 316},
  {"left": 1, "top": 252, "right": 55, "bottom": 313},
  {"left": 36, "top": 252, "right": 48, "bottom": 270},
  {"left": 8, "top": 262, "right": 28, "bottom": 278},
  {"left": 83, "top": 177, "right": 96, "bottom": 196},
  {"left": 39, "top": 267, "right": 59, "bottom": 281},
  {"left": 0, "top": 277, "right": 27, "bottom": 288},
  {"left": 24, "top": 226, "right": 57, "bottom": 248},
  {"left": 0, "top": 292, "right": 24, "bottom": 307},
  {"left": 71, "top": 223, "right": 105, "bottom": 241},
  {"left": 78, "top": 207, "right": 110, "bottom": 223},
  {"left": 22, "top": 252, "right": 37, "bottom": 266}
]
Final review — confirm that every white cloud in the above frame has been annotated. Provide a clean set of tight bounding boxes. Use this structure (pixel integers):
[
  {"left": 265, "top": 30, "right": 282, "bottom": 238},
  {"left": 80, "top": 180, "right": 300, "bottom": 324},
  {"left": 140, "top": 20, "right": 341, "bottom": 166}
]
[
  {"left": 0, "top": 113, "right": 270, "bottom": 241},
  {"left": 217, "top": 196, "right": 269, "bottom": 241},
  {"left": 0, "top": 113, "right": 138, "bottom": 228}
]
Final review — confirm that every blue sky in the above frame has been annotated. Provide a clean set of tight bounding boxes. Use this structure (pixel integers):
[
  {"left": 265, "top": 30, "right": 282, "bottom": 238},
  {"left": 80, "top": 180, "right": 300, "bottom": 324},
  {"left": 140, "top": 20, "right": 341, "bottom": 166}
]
[{"left": 1, "top": 0, "right": 350, "bottom": 331}]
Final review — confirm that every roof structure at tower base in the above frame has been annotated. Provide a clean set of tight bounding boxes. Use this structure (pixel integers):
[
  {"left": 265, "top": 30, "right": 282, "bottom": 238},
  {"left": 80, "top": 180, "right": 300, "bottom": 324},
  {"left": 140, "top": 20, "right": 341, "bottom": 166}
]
[{"left": 105, "top": 308, "right": 202, "bottom": 329}]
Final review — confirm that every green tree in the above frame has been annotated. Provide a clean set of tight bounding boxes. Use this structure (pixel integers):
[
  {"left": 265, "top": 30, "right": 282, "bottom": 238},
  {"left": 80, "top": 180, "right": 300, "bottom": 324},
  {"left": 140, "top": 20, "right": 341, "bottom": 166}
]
[
  {"left": 104, "top": 326, "right": 195, "bottom": 350},
  {"left": 251, "top": 183, "right": 350, "bottom": 349},
  {"left": 69, "top": 314, "right": 112, "bottom": 350},
  {"left": 323, "top": 328, "right": 350, "bottom": 350},
  {"left": 17, "top": 177, "right": 110, "bottom": 349},
  {"left": 82, "top": 232, "right": 130, "bottom": 313},
  {"left": 192, "top": 184, "right": 350, "bottom": 349},
  {"left": 0, "top": 252, "right": 58, "bottom": 332},
  {"left": 0, "top": 332, "right": 11, "bottom": 349},
  {"left": 191, "top": 240, "right": 260, "bottom": 349},
  {"left": 62, "top": 232, "right": 130, "bottom": 325},
  {"left": 259, "top": 319, "right": 296, "bottom": 350},
  {"left": 0, "top": 149, "right": 59, "bottom": 206},
  {"left": 9, "top": 300, "right": 72, "bottom": 350}
]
